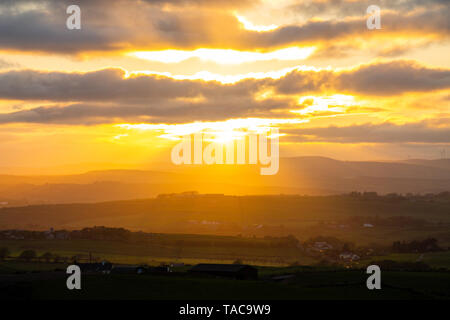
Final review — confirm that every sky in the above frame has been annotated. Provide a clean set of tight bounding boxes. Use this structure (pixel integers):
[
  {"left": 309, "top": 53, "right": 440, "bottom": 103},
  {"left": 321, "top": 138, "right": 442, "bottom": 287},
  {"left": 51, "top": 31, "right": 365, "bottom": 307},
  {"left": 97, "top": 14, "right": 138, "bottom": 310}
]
[{"left": 0, "top": 0, "right": 449, "bottom": 172}]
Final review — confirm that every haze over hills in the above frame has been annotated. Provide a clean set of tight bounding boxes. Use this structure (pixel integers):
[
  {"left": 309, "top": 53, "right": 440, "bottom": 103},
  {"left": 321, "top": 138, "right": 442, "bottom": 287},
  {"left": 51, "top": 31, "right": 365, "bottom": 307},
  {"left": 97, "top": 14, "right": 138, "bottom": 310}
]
[
  {"left": 0, "top": 193, "right": 449, "bottom": 243},
  {"left": 0, "top": 157, "right": 449, "bottom": 206},
  {"left": 399, "top": 159, "right": 450, "bottom": 170}
]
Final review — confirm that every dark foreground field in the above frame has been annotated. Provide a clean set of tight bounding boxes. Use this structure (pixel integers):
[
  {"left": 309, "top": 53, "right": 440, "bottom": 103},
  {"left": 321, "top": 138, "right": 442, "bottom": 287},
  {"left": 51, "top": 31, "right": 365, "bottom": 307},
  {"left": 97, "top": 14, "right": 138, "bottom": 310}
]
[{"left": 1, "top": 264, "right": 449, "bottom": 300}]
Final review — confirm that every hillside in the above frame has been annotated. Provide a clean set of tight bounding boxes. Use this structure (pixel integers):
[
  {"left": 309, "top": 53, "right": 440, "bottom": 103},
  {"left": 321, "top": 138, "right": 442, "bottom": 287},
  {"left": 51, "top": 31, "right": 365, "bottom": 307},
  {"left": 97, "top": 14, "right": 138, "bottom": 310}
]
[
  {"left": 0, "top": 193, "right": 449, "bottom": 246},
  {"left": 0, "top": 157, "right": 449, "bottom": 205}
]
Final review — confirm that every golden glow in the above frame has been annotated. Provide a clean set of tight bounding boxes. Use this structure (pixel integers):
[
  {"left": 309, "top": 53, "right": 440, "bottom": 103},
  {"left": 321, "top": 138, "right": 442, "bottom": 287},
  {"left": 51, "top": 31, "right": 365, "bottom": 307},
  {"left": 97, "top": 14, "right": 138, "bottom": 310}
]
[
  {"left": 235, "top": 15, "right": 279, "bottom": 32},
  {"left": 126, "top": 65, "right": 322, "bottom": 84},
  {"left": 291, "top": 95, "right": 356, "bottom": 116},
  {"left": 116, "top": 118, "right": 306, "bottom": 143},
  {"left": 1, "top": 0, "right": 449, "bottom": 170},
  {"left": 113, "top": 133, "right": 129, "bottom": 140},
  {"left": 131, "top": 47, "right": 315, "bottom": 64}
]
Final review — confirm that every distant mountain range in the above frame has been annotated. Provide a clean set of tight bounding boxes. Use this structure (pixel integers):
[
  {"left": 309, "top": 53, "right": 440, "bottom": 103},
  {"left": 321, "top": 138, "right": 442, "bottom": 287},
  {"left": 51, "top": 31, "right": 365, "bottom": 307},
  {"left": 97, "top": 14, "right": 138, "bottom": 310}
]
[{"left": 0, "top": 157, "right": 449, "bottom": 205}]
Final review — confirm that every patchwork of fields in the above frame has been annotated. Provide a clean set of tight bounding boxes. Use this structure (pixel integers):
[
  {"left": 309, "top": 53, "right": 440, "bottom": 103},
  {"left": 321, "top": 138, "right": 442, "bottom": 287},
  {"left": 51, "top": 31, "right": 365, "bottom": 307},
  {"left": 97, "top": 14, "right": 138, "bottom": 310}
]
[{"left": 1, "top": 265, "right": 449, "bottom": 300}]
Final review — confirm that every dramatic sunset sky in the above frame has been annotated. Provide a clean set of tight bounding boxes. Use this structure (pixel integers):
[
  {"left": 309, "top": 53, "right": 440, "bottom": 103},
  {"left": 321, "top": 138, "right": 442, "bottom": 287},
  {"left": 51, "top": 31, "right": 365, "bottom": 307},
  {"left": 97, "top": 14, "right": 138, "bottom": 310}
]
[{"left": 0, "top": 0, "right": 449, "bottom": 173}]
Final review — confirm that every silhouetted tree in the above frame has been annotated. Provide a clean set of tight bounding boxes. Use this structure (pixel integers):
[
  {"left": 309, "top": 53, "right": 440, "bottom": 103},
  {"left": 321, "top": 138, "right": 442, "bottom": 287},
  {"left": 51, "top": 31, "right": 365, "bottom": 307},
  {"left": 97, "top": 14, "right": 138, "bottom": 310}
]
[
  {"left": 19, "top": 249, "right": 36, "bottom": 262},
  {"left": 41, "top": 252, "right": 53, "bottom": 263},
  {"left": 392, "top": 238, "right": 442, "bottom": 253},
  {"left": 53, "top": 254, "right": 65, "bottom": 263},
  {"left": 0, "top": 247, "right": 10, "bottom": 261}
]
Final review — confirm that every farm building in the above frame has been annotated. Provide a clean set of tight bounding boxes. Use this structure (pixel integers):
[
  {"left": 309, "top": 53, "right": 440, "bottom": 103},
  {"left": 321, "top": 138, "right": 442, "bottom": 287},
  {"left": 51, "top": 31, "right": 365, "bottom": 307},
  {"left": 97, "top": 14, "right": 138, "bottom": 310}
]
[
  {"left": 339, "top": 252, "right": 360, "bottom": 261},
  {"left": 76, "top": 261, "right": 112, "bottom": 273},
  {"left": 313, "top": 241, "right": 333, "bottom": 251},
  {"left": 189, "top": 264, "right": 258, "bottom": 280},
  {"left": 150, "top": 266, "right": 171, "bottom": 273},
  {"left": 110, "top": 265, "right": 146, "bottom": 274}
]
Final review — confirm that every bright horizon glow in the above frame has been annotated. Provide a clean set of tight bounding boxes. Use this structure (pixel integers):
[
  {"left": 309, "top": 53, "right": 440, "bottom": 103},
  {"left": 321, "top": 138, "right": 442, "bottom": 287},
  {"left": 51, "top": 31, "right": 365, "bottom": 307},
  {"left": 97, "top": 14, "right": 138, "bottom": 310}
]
[
  {"left": 291, "top": 95, "right": 356, "bottom": 115},
  {"left": 0, "top": 0, "right": 448, "bottom": 169},
  {"left": 116, "top": 118, "right": 307, "bottom": 143},
  {"left": 131, "top": 47, "right": 315, "bottom": 64},
  {"left": 235, "top": 14, "right": 279, "bottom": 32},
  {"left": 126, "top": 65, "right": 323, "bottom": 84}
]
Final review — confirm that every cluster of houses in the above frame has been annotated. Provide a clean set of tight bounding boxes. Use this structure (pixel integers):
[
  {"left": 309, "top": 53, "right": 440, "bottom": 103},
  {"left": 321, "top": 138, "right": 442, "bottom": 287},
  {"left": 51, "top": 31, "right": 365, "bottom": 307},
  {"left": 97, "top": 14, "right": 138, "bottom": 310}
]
[
  {"left": 43, "top": 228, "right": 70, "bottom": 240},
  {"left": 311, "top": 241, "right": 333, "bottom": 252},
  {"left": 338, "top": 252, "right": 361, "bottom": 261},
  {"left": 1, "top": 230, "right": 25, "bottom": 240},
  {"left": 0, "top": 228, "right": 70, "bottom": 240},
  {"left": 306, "top": 241, "right": 361, "bottom": 262},
  {"left": 157, "top": 192, "right": 225, "bottom": 199},
  {"left": 322, "top": 221, "right": 375, "bottom": 229},
  {"left": 2, "top": 227, "right": 366, "bottom": 265}
]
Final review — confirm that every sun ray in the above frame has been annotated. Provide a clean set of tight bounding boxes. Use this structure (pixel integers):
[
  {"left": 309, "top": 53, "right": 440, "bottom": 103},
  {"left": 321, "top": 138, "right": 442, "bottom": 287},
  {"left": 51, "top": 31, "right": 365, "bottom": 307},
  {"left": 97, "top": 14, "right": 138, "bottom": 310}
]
[
  {"left": 116, "top": 118, "right": 307, "bottom": 143},
  {"left": 131, "top": 47, "right": 315, "bottom": 65}
]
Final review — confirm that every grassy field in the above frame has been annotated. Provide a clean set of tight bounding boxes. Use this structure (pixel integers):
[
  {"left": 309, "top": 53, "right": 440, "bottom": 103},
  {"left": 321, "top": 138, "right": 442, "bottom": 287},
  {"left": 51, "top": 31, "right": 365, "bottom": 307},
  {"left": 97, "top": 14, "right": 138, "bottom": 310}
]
[
  {"left": 1, "top": 195, "right": 449, "bottom": 235},
  {"left": 2, "top": 270, "right": 448, "bottom": 300},
  {"left": 0, "top": 238, "right": 318, "bottom": 266},
  {"left": 1, "top": 258, "right": 449, "bottom": 300},
  {"left": 361, "top": 251, "right": 450, "bottom": 269},
  {"left": 301, "top": 224, "right": 450, "bottom": 247},
  {"left": 0, "top": 261, "right": 66, "bottom": 274},
  {"left": 3, "top": 236, "right": 450, "bottom": 268}
]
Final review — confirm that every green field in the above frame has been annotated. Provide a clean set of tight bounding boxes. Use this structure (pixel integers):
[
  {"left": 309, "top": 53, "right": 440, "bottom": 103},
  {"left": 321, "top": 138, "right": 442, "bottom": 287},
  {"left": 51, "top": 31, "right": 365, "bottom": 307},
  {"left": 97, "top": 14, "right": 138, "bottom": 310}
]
[
  {"left": 2, "top": 270, "right": 449, "bottom": 300},
  {"left": 0, "top": 261, "right": 67, "bottom": 274},
  {"left": 1, "top": 254, "right": 449, "bottom": 300},
  {"left": 2, "top": 235, "right": 450, "bottom": 268},
  {"left": 0, "top": 238, "right": 318, "bottom": 266},
  {"left": 361, "top": 251, "right": 450, "bottom": 269}
]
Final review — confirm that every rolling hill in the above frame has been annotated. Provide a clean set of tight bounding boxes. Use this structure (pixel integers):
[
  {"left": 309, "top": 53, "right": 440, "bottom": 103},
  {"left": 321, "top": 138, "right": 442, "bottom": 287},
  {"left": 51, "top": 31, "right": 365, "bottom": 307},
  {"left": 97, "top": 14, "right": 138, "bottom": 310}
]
[{"left": 0, "top": 157, "right": 449, "bottom": 205}]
